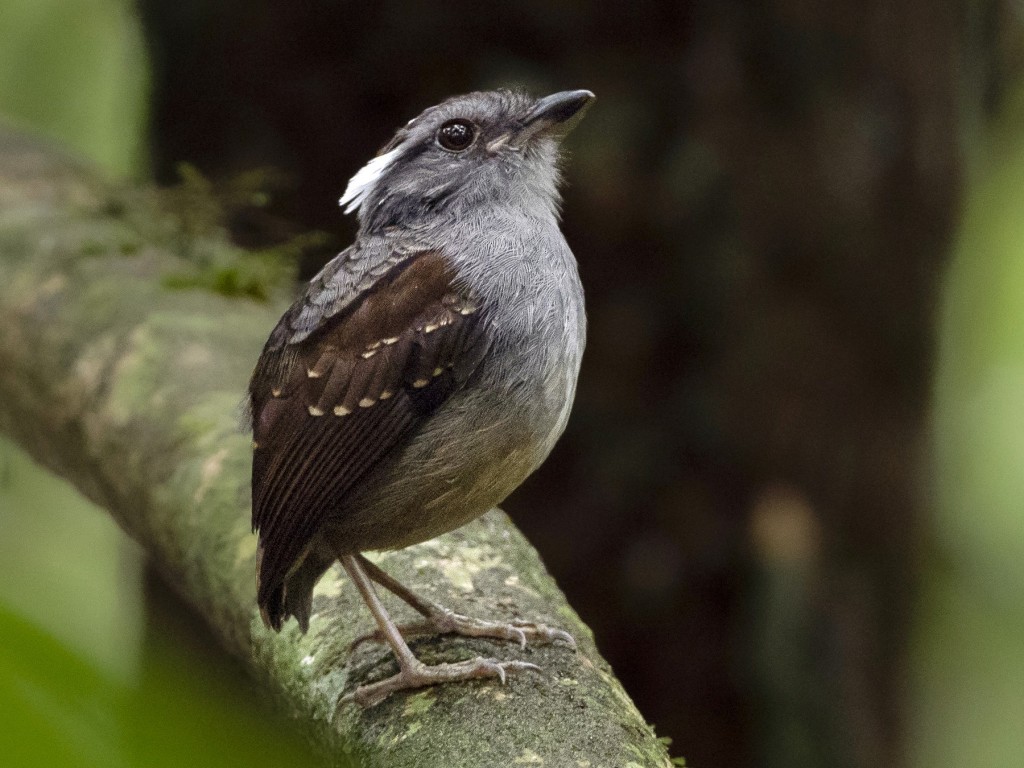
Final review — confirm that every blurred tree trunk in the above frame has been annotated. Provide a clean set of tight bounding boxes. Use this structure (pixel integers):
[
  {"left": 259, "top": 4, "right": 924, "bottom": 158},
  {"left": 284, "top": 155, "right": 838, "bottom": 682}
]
[
  {"left": 0, "top": 129, "right": 674, "bottom": 768},
  {"left": 684, "top": 2, "right": 983, "bottom": 766}
]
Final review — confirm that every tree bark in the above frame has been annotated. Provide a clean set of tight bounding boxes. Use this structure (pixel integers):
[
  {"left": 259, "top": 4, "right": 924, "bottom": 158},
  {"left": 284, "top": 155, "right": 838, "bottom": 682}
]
[{"left": 0, "top": 128, "right": 674, "bottom": 768}]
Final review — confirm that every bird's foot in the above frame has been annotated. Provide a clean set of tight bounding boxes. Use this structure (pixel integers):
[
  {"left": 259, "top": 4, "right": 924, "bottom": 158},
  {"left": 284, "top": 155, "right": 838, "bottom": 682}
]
[
  {"left": 350, "top": 607, "right": 575, "bottom": 651},
  {"left": 346, "top": 656, "right": 541, "bottom": 708}
]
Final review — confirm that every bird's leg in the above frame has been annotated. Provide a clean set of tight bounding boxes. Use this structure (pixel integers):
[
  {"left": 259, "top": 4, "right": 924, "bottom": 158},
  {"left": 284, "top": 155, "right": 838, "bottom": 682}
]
[
  {"left": 350, "top": 553, "right": 576, "bottom": 650},
  {"left": 340, "top": 554, "right": 541, "bottom": 707}
]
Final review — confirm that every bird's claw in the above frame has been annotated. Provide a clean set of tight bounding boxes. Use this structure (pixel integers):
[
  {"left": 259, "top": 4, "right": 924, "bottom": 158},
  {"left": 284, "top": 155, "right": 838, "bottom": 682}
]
[
  {"left": 349, "top": 609, "right": 575, "bottom": 652},
  {"left": 349, "top": 657, "right": 543, "bottom": 708}
]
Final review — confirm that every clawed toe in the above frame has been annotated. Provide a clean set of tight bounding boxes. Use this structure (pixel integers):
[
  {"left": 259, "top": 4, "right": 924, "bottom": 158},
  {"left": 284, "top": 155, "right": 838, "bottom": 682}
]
[
  {"left": 349, "top": 657, "right": 543, "bottom": 708},
  {"left": 337, "top": 556, "right": 574, "bottom": 709},
  {"left": 507, "top": 621, "right": 576, "bottom": 649},
  {"left": 349, "top": 609, "right": 576, "bottom": 651},
  {"left": 435, "top": 611, "right": 576, "bottom": 650}
]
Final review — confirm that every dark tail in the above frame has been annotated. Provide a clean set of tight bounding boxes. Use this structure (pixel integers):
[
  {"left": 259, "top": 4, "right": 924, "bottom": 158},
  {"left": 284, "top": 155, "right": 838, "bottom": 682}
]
[{"left": 257, "top": 545, "right": 335, "bottom": 633}]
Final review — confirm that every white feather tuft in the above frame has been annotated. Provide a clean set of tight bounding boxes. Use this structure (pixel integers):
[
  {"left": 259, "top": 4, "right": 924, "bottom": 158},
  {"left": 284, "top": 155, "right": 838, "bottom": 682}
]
[{"left": 338, "top": 147, "right": 402, "bottom": 214}]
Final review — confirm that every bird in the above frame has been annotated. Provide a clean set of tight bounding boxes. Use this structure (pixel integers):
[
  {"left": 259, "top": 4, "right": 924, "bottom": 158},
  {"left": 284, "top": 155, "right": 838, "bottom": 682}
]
[{"left": 247, "top": 88, "right": 594, "bottom": 707}]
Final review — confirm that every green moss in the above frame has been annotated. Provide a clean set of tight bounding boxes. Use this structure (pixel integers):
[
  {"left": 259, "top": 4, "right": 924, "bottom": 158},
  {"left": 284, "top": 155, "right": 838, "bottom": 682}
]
[
  {"left": 161, "top": 251, "right": 288, "bottom": 302},
  {"left": 400, "top": 690, "right": 435, "bottom": 718}
]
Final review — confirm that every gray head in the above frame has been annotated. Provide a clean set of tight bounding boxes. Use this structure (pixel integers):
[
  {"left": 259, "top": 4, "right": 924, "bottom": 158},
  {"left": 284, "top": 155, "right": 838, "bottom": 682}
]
[{"left": 340, "top": 89, "right": 594, "bottom": 233}]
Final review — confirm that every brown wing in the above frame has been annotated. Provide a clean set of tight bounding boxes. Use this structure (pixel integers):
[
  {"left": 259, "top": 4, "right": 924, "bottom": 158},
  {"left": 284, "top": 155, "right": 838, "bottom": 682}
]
[{"left": 248, "top": 251, "right": 489, "bottom": 629}]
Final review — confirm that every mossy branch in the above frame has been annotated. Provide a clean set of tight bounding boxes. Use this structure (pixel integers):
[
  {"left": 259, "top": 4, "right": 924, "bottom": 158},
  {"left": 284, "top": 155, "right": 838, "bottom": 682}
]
[{"left": 0, "top": 128, "right": 674, "bottom": 768}]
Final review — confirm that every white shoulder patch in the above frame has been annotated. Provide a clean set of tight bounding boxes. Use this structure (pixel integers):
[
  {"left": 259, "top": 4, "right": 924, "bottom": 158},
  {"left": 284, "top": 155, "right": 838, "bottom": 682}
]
[{"left": 338, "top": 147, "right": 402, "bottom": 214}]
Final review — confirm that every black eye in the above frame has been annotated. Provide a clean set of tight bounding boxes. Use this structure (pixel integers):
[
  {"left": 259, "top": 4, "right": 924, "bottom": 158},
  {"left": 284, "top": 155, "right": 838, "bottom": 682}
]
[{"left": 437, "top": 119, "right": 476, "bottom": 151}]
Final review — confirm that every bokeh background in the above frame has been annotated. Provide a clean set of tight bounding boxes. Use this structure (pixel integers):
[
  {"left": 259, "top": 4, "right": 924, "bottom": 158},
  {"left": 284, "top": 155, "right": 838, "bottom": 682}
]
[{"left": 2, "top": 1, "right": 1024, "bottom": 766}]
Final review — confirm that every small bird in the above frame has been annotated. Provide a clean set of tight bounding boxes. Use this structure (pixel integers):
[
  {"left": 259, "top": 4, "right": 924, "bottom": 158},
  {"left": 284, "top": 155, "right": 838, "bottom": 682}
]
[{"left": 248, "top": 88, "right": 593, "bottom": 706}]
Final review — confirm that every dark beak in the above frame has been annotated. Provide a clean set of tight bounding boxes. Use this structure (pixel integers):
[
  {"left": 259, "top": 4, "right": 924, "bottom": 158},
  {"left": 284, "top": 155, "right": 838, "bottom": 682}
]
[{"left": 522, "top": 89, "right": 595, "bottom": 136}]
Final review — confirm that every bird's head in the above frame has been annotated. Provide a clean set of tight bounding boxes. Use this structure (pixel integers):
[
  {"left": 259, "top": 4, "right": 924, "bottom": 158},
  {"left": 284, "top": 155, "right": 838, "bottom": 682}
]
[{"left": 340, "top": 89, "right": 594, "bottom": 231}]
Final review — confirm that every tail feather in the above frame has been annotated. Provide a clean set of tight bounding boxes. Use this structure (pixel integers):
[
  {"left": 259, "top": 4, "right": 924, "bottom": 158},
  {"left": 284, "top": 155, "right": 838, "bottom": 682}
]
[{"left": 256, "top": 543, "right": 335, "bottom": 634}]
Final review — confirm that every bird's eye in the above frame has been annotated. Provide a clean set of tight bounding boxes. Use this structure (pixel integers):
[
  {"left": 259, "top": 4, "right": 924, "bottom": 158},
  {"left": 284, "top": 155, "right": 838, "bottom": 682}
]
[{"left": 437, "top": 119, "right": 477, "bottom": 151}]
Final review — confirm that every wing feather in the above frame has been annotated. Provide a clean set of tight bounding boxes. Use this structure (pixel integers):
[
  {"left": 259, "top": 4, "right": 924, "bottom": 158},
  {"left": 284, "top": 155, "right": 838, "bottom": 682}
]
[{"left": 248, "top": 249, "right": 490, "bottom": 628}]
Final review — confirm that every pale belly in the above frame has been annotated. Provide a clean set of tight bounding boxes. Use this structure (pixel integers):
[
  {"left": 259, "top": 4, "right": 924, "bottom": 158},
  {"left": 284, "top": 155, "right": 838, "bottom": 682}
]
[{"left": 322, "top": 381, "right": 564, "bottom": 553}]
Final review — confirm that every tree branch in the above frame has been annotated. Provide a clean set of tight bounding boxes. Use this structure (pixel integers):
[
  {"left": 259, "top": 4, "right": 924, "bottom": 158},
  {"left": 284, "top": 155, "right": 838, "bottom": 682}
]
[{"left": 0, "top": 128, "right": 674, "bottom": 767}]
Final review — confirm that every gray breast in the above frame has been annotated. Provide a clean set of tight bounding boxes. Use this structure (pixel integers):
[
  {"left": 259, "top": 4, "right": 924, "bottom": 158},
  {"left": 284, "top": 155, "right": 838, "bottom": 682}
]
[
  {"left": 324, "top": 384, "right": 544, "bottom": 552},
  {"left": 325, "top": 217, "right": 585, "bottom": 553}
]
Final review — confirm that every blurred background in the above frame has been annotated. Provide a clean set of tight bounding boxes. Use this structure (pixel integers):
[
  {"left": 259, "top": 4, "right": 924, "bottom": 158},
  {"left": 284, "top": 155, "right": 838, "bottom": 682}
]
[{"left": 2, "top": 1, "right": 1024, "bottom": 766}]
